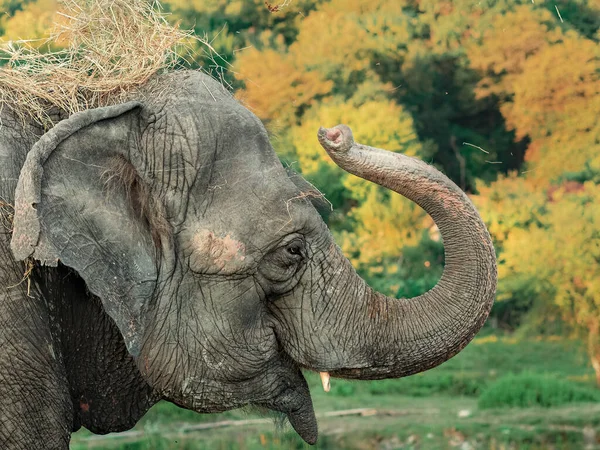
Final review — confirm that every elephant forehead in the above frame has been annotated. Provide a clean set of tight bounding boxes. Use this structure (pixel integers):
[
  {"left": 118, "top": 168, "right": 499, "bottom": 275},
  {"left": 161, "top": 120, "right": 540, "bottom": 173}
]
[{"left": 185, "top": 228, "right": 249, "bottom": 275}]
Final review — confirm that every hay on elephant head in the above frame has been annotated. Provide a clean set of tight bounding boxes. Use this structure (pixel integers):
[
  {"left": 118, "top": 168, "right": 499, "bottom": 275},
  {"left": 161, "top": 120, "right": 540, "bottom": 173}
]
[{"left": 0, "top": 0, "right": 212, "bottom": 129}]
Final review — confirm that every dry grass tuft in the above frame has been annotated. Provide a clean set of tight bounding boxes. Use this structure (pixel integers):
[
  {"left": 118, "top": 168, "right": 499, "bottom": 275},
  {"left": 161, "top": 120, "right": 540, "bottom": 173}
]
[
  {"left": 6, "top": 257, "right": 36, "bottom": 295},
  {"left": 0, "top": 198, "right": 35, "bottom": 289},
  {"left": 0, "top": 199, "right": 14, "bottom": 232},
  {"left": 0, "top": 0, "right": 212, "bottom": 129}
]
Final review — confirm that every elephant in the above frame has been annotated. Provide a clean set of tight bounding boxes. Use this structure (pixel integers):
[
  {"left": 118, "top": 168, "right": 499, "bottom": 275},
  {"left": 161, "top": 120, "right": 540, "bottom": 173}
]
[{"left": 0, "top": 70, "right": 496, "bottom": 448}]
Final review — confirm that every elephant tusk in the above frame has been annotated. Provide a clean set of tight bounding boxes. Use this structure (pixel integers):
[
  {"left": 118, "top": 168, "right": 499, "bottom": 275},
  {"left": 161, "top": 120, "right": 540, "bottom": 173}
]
[{"left": 320, "top": 372, "right": 331, "bottom": 392}]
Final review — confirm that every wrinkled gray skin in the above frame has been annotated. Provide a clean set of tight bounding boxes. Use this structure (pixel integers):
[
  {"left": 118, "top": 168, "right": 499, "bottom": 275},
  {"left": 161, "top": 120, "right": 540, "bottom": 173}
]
[{"left": 0, "top": 71, "right": 496, "bottom": 448}]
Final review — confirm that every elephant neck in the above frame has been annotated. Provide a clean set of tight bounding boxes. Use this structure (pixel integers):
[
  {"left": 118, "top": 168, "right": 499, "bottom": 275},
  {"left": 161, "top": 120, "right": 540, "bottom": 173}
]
[{"left": 39, "top": 265, "right": 160, "bottom": 432}]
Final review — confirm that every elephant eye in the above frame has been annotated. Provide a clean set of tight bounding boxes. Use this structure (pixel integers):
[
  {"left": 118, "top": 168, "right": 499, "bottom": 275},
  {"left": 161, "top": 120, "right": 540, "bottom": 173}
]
[
  {"left": 286, "top": 241, "right": 303, "bottom": 257},
  {"left": 258, "top": 236, "right": 308, "bottom": 292},
  {"left": 263, "top": 237, "right": 306, "bottom": 272}
]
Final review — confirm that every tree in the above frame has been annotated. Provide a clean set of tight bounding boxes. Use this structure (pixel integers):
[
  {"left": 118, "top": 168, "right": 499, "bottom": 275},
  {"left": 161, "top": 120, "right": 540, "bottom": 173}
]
[
  {"left": 0, "top": 0, "right": 58, "bottom": 44},
  {"left": 497, "top": 182, "right": 600, "bottom": 384},
  {"left": 233, "top": 0, "right": 421, "bottom": 125},
  {"left": 234, "top": 46, "right": 332, "bottom": 125},
  {"left": 504, "top": 35, "right": 600, "bottom": 186},
  {"left": 466, "top": 6, "right": 560, "bottom": 99},
  {"left": 162, "top": 0, "right": 324, "bottom": 86},
  {"left": 467, "top": 4, "right": 600, "bottom": 187}
]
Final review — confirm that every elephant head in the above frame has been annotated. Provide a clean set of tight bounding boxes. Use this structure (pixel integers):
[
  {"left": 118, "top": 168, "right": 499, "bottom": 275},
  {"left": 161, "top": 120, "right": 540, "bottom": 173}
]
[{"left": 10, "top": 71, "right": 496, "bottom": 444}]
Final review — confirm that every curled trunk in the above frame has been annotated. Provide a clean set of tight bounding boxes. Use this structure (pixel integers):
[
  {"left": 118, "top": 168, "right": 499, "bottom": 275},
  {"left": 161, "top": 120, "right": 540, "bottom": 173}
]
[{"left": 318, "top": 125, "right": 497, "bottom": 380}]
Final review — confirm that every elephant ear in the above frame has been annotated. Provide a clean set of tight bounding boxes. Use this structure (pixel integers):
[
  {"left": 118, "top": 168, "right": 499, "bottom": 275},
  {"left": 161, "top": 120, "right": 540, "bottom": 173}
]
[{"left": 11, "top": 102, "right": 165, "bottom": 356}]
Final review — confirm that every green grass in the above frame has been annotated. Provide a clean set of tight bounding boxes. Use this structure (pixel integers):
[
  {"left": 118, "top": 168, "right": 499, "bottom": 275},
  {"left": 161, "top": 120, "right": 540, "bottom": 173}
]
[
  {"left": 478, "top": 372, "right": 600, "bottom": 409},
  {"left": 70, "top": 337, "right": 600, "bottom": 449}
]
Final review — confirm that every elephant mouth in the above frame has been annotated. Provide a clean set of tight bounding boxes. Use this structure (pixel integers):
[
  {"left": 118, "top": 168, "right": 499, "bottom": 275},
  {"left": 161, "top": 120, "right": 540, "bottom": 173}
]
[
  {"left": 171, "top": 367, "right": 318, "bottom": 444},
  {"left": 259, "top": 350, "right": 318, "bottom": 444},
  {"left": 261, "top": 373, "right": 318, "bottom": 445},
  {"left": 182, "top": 355, "right": 319, "bottom": 444}
]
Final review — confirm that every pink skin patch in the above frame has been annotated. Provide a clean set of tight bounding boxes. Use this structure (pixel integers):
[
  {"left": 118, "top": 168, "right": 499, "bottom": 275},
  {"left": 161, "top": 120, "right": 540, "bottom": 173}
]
[
  {"left": 326, "top": 128, "right": 342, "bottom": 143},
  {"left": 190, "top": 229, "right": 247, "bottom": 274}
]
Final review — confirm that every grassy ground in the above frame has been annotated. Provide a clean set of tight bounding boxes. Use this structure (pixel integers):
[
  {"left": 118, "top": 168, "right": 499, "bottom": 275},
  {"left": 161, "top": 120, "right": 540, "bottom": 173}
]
[{"left": 71, "top": 337, "right": 600, "bottom": 449}]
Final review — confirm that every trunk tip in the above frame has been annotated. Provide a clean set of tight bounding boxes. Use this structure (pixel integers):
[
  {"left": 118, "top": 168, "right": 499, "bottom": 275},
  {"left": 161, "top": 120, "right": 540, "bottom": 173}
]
[{"left": 318, "top": 125, "right": 354, "bottom": 153}]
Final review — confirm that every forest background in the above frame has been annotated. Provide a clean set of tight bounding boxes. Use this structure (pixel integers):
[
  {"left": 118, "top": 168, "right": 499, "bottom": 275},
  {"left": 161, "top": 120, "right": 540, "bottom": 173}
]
[{"left": 1, "top": 0, "right": 600, "bottom": 448}]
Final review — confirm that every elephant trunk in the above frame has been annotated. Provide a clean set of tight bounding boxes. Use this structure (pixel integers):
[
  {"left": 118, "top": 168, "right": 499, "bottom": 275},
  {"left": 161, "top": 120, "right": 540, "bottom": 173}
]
[{"left": 318, "top": 125, "right": 497, "bottom": 380}]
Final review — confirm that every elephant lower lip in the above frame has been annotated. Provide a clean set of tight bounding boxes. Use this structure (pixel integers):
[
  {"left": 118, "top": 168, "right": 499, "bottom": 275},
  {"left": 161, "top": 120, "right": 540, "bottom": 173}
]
[
  {"left": 256, "top": 364, "right": 318, "bottom": 444},
  {"left": 267, "top": 387, "right": 317, "bottom": 444},
  {"left": 286, "top": 407, "right": 318, "bottom": 445}
]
